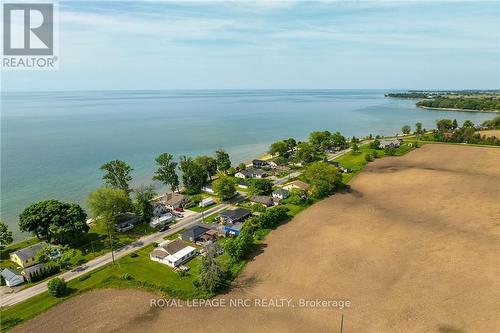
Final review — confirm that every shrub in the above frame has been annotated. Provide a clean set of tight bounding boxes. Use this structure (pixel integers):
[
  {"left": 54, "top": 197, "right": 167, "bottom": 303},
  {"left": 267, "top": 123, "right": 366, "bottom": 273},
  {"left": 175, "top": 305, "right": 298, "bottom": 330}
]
[
  {"left": 130, "top": 253, "right": 139, "bottom": 258},
  {"left": 121, "top": 273, "right": 134, "bottom": 280},
  {"left": 152, "top": 242, "right": 158, "bottom": 247},
  {"left": 47, "top": 278, "right": 67, "bottom": 297}
]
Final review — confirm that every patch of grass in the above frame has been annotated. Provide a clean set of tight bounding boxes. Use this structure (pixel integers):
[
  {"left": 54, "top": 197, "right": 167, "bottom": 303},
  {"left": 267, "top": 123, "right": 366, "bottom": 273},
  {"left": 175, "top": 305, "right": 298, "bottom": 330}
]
[
  {"left": 188, "top": 203, "right": 216, "bottom": 213},
  {"left": 0, "top": 245, "right": 204, "bottom": 332}
]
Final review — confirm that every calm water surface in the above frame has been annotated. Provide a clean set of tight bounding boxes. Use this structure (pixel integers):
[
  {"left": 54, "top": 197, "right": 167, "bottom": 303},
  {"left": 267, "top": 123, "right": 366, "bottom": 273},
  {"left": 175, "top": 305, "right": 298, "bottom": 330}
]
[{"left": 1, "top": 90, "right": 493, "bottom": 239}]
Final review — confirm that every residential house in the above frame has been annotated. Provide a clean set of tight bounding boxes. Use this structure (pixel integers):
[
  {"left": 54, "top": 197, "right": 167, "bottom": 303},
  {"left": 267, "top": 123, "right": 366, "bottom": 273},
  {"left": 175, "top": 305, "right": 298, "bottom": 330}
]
[
  {"left": 252, "top": 159, "right": 268, "bottom": 168},
  {"left": 1, "top": 268, "right": 24, "bottom": 287},
  {"left": 272, "top": 188, "right": 289, "bottom": 200},
  {"left": 250, "top": 195, "right": 274, "bottom": 207},
  {"left": 268, "top": 161, "right": 278, "bottom": 169},
  {"left": 22, "top": 263, "right": 46, "bottom": 280},
  {"left": 202, "top": 184, "right": 215, "bottom": 194},
  {"left": 10, "top": 242, "right": 48, "bottom": 268},
  {"left": 379, "top": 138, "right": 402, "bottom": 149},
  {"left": 283, "top": 180, "right": 310, "bottom": 192},
  {"left": 150, "top": 213, "right": 174, "bottom": 228},
  {"left": 115, "top": 212, "right": 140, "bottom": 232},
  {"left": 153, "top": 202, "right": 168, "bottom": 217},
  {"left": 149, "top": 239, "right": 197, "bottom": 268},
  {"left": 156, "top": 192, "right": 189, "bottom": 210},
  {"left": 219, "top": 208, "right": 252, "bottom": 224},
  {"left": 179, "top": 225, "right": 211, "bottom": 243},
  {"left": 199, "top": 197, "right": 215, "bottom": 207},
  {"left": 235, "top": 169, "right": 267, "bottom": 179}
]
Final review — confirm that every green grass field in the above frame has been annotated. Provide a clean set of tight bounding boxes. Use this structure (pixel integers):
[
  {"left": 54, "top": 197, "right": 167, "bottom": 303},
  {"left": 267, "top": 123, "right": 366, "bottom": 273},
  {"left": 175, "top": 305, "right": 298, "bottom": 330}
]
[{"left": 0, "top": 244, "right": 204, "bottom": 332}]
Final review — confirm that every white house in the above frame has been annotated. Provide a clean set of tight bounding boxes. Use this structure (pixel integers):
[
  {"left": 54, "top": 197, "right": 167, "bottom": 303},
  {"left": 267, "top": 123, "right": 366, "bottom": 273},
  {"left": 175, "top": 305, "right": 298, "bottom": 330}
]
[
  {"left": 202, "top": 184, "right": 215, "bottom": 193},
  {"left": 150, "top": 239, "right": 197, "bottom": 268},
  {"left": 199, "top": 197, "right": 215, "bottom": 208},
  {"left": 272, "top": 188, "right": 289, "bottom": 200},
  {"left": 1, "top": 269, "right": 24, "bottom": 287},
  {"left": 379, "top": 138, "right": 402, "bottom": 149},
  {"left": 153, "top": 202, "right": 168, "bottom": 217},
  {"left": 150, "top": 213, "right": 174, "bottom": 228}
]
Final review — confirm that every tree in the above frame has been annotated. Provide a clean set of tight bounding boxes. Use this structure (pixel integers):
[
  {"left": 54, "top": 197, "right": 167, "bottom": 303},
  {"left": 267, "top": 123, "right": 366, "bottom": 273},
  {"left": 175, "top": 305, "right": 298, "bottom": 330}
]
[
  {"left": 452, "top": 119, "right": 458, "bottom": 129},
  {"left": 227, "top": 166, "right": 236, "bottom": 176},
  {"left": 199, "top": 244, "right": 225, "bottom": 293},
  {"left": 285, "top": 138, "right": 297, "bottom": 152},
  {"left": 268, "top": 140, "right": 289, "bottom": 158},
  {"left": 462, "top": 120, "right": 475, "bottom": 128},
  {"left": 385, "top": 147, "right": 397, "bottom": 156},
  {"left": 87, "top": 188, "right": 132, "bottom": 264},
  {"left": 179, "top": 156, "right": 206, "bottom": 194},
  {"left": 365, "top": 154, "right": 373, "bottom": 162},
  {"left": 153, "top": 153, "right": 179, "bottom": 192},
  {"left": 215, "top": 150, "right": 231, "bottom": 173},
  {"left": 100, "top": 160, "right": 133, "bottom": 195},
  {"left": 369, "top": 139, "right": 381, "bottom": 150},
  {"left": 47, "top": 278, "right": 67, "bottom": 297},
  {"left": 295, "top": 142, "right": 315, "bottom": 163},
  {"left": 401, "top": 125, "right": 411, "bottom": 135},
  {"left": 237, "top": 163, "right": 246, "bottom": 171},
  {"left": 225, "top": 228, "right": 253, "bottom": 261},
  {"left": 351, "top": 136, "right": 360, "bottom": 144},
  {"left": 248, "top": 179, "right": 273, "bottom": 196},
  {"left": 19, "top": 200, "right": 88, "bottom": 244},
  {"left": 330, "top": 131, "right": 346, "bottom": 148},
  {"left": 133, "top": 185, "right": 156, "bottom": 222},
  {"left": 195, "top": 156, "right": 218, "bottom": 180},
  {"left": 309, "top": 131, "right": 331, "bottom": 151},
  {"left": 255, "top": 206, "right": 289, "bottom": 229},
  {"left": 415, "top": 122, "right": 423, "bottom": 135},
  {"left": 351, "top": 142, "right": 359, "bottom": 154},
  {"left": 304, "top": 162, "right": 342, "bottom": 199},
  {"left": 0, "top": 221, "right": 13, "bottom": 250},
  {"left": 436, "top": 119, "right": 454, "bottom": 132},
  {"left": 212, "top": 174, "right": 236, "bottom": 200}
]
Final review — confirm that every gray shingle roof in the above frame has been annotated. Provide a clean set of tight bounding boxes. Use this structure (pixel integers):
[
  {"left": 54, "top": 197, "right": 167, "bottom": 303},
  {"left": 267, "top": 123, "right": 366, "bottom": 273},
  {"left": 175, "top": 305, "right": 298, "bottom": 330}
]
[{"left": 12, "top": 242, "right": 47, "bottom": 262}]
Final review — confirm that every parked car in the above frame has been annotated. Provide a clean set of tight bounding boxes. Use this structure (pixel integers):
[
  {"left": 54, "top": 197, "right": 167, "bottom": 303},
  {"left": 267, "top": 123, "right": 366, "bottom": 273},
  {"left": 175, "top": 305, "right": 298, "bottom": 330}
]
[
  {"left": 159, "top": 225, "right": 169, "bottom": 232},
  {"left": 174, "top": 207, "right": 184, "bottom": 212}
]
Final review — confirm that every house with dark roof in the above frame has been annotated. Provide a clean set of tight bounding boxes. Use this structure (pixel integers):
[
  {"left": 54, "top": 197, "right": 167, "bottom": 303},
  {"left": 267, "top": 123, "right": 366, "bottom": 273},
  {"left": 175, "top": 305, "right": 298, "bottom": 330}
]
[
  {"left": 10, "top": 242, "right": 47, "bottom": 268},
  {"left": 250, "top": 195, "right": 274, "bottom": 207},
  {"left": 150, "top": 239, "right": 197, "bottom": 268},
  {"left": 1, "top": 268, "right": 24, "bottom": 287},
  {"left": 235, "top": 168, "right": 267, "bottom": 179},
  {"left": 219, "top": 208, "right": 252, "bottom": 224},
  {"left": 252, "top": 159, "right": 269, "bottom": 168},
  {"left": 179, "top": 225, "right": 211, "bottom": 242},
  {"left": 115, "top": 212, "right": 140, "bottom": 232}
]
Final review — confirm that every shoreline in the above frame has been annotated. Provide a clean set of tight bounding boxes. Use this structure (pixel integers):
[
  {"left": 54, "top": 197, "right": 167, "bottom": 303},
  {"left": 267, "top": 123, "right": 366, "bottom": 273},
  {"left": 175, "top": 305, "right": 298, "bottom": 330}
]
[{"left": 417, "top": 105, "right": 500, "bottom": 113}]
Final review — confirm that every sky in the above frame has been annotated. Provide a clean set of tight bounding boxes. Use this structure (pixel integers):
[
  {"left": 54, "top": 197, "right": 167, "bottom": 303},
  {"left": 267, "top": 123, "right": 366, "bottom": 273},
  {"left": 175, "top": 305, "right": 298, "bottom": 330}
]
[{"left": 2, "top": 0, "right": 500, "bottom": 91}]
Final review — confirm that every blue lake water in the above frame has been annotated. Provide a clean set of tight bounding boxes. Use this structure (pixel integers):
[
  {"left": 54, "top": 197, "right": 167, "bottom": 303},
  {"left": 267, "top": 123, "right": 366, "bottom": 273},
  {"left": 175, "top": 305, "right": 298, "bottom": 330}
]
[{"left": 1, "top": 90, "right": 493, "bottom": 239}]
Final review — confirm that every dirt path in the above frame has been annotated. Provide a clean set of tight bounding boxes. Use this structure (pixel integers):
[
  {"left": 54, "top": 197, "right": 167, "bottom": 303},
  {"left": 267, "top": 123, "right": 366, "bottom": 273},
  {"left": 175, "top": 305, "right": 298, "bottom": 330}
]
[{"left": 13, "top": 144, "right": 500, "bottom": 333}]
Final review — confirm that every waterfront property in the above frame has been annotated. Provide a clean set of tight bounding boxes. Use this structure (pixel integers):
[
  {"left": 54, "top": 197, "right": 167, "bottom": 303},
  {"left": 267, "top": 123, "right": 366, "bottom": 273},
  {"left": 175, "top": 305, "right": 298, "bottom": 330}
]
[
  {"left": 252, "top": 159, "right": 269, "bottom": 168},
  {"left": 222, "top": 222, "right": 244, "bottom": 236},
  {"left": 115, "top": 212, "right": 140, "bottom": 232},
  {"left": 379, "top": 138, "right": 402, "bottom": 149},
  {"left": 10, "top": 242, "right": 48, "bottom": 269},
  {"left": 235, "top": 168, "right": 267, "bottom": 179},
  {"left": 1, "top": 268, "right": 24, "bottom": 287},
  {"left": 156, "top": 193, "right": 188, "bottom": 210},
  {"left": 283, "top": 180, "right": 310, "bottom": 192},
  {"left": 149, "top": 239, "right": 197, "bottom": 268}
]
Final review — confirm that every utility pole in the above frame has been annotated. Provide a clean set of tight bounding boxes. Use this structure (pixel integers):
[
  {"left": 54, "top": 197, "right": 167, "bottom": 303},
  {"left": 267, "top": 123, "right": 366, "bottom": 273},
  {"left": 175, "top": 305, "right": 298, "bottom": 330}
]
[
  {"left": 106, "top": 221, "right": 115, "bottom": 264},
  {"left": 340, "top": 313, "right": 344, "bottom": 333}
]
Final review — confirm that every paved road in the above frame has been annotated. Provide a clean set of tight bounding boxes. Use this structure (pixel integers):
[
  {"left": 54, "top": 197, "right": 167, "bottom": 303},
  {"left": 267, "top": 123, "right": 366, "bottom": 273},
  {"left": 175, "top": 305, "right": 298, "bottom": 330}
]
[
  {"left": 1, "top": 142, "right": 368, "bottom": 308},
  {"left": 0, "top": 201, "right": 234, "bottom": 308}
]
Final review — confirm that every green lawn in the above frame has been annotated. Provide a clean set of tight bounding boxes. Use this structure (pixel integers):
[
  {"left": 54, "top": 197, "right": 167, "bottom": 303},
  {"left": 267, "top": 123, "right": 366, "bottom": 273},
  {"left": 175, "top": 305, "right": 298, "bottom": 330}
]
[
  {"left": 0, "top": 244, "right": 205, "bottom": 332},
  {"left": 188, "top": 202, "right": 216, "bottom": 213}
]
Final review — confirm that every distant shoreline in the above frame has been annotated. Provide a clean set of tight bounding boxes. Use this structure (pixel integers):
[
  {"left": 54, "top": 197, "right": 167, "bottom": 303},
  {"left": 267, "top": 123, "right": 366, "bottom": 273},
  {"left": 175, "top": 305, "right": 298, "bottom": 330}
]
[{"left": 417, "top": 106, "right": 500, "bottom": 113}]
